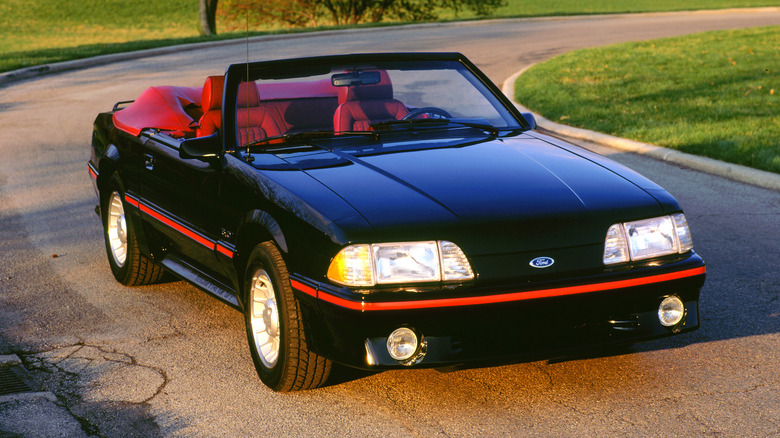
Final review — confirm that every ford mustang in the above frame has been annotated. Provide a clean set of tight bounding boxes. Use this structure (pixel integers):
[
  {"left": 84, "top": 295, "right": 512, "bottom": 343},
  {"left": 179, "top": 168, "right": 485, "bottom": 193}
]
[{"left": 88, "top": 52, "right": 706, "bottom": 391}]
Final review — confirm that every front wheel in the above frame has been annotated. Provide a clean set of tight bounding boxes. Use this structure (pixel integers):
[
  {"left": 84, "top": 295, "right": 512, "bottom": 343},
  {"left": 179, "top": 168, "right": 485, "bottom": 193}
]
[{"left": 244, "top": 242, "right": 331, "bottom": 391}]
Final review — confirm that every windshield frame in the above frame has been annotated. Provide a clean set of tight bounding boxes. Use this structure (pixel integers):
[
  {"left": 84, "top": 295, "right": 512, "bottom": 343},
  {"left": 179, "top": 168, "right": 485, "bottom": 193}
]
[{"left": 221, "top": 52, "right": 532, "bottom": 153}]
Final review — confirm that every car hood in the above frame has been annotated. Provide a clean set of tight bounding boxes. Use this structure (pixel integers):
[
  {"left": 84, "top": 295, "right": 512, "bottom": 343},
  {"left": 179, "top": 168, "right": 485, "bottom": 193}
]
[{"left": 274, "top": 132, "right": 671, "bottom": 256}]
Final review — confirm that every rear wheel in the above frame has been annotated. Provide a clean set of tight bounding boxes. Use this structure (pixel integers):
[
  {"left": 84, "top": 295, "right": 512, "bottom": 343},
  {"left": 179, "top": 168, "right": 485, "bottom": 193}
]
[
  {"left": 244, "top": 241, "right": 331, "bottom": 391},
  {"left": 102, "top": 175, "right": 163, "bottom": 286}
]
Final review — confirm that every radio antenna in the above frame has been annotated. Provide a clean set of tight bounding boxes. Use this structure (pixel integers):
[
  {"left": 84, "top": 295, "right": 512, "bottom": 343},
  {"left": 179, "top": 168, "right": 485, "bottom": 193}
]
[{"left": 243, "top": 3, "right": 254, "bottom": 162}]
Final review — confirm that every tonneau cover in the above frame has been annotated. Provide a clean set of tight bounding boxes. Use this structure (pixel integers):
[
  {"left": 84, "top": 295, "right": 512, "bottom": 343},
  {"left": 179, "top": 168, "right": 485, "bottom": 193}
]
[{"left": 112, "top": 86, "right": 201, "bottom": 136}]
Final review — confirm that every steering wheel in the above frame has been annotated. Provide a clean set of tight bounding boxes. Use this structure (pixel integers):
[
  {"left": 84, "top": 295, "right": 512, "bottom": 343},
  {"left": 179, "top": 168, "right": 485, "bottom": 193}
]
[{"left": 402, "top": 107, "right": 453, "bottom": 121}]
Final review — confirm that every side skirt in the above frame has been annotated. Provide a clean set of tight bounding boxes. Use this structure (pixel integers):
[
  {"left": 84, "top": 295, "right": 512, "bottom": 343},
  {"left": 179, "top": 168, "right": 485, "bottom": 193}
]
[{"left": 160, "top": 254, "right": 241, "bottom": 310}]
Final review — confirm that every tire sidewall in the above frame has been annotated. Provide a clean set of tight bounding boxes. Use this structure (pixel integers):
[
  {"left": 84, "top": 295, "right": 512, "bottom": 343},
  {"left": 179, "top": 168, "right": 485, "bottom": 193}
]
[
  {"left": 102, "top": 175, "right": 133, "bottom": 283},
  {"left": 243, "top": 242, "right": 291, "bottom": 390}
]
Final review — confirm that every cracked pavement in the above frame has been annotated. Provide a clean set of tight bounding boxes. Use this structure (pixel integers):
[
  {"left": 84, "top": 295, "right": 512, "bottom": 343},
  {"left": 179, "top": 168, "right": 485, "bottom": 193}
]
[
  {"left": 31, "top": 344, "right": 167, "bottom": 405},
  {"left": 1, "top": 10, "right": 779, "bottom": 437}
]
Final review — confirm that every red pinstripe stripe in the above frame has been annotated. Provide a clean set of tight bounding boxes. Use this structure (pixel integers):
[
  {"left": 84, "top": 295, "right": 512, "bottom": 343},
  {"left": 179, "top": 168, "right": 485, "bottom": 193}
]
[
  {"left": 124, "top": 194, "right": 140, "bottom": 208},
  {"left": 216, "top": 244, "right": 234, "bottom": 258},
  {"left": 291, "top": 280, "right": 318, "bottom": 298},
  {"left": 122, "top": 194, "right": 234, "bottom": 258},
  {"left": 136, "top": 202, "right": 215, "bottom": 250},
  {"left": 291, "top": 266, "right": 706, "bottom": 312}
]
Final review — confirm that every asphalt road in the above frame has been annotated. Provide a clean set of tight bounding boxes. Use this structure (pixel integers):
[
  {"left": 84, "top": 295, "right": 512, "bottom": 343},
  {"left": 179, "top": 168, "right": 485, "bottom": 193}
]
[{"left": 1, "top": 9, "right": 779, "bottom": 437}]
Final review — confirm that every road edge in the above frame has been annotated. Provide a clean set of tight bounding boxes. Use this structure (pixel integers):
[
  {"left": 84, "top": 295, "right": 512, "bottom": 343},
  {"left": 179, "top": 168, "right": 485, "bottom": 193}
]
[{"left": 503, "top": 68, "right": 780, "bottom": 192}]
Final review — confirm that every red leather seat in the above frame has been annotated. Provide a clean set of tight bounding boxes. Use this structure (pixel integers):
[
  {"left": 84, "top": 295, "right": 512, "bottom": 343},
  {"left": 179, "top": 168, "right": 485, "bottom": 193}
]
[
  {"left": 196, "top": 75, "right": 224, "bottom": 138},
  {"left": 197, "top": 76, "right": 284, "bottom": 145},
  {"left": 333, "top": 70, "right": 408, "bottom": 132}
]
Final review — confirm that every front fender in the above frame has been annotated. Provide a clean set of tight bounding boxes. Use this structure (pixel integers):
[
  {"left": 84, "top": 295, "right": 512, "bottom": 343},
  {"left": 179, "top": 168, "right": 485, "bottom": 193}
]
[
  {"left": 230, "top": 209, "right": 289, "bottom": 302},
  {"left": 239, "top": 210, "right": 288, "bottom": 254}
]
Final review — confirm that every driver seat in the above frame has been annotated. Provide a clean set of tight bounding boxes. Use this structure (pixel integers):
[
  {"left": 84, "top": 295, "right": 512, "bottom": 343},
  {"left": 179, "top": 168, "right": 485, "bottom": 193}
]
[
  {"left": 197, "top": 76, "right": 284, "bottom": 145},
  {"left": 333, "top": 70, "right": 408, "bottom": 132}
]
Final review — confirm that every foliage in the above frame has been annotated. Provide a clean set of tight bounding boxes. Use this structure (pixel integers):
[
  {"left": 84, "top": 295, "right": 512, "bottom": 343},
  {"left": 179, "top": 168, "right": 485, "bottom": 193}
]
[
  {"left": 514, "top": 26, "right": 780, "bottom": 173},
  {"left": 218, "top": 0, "right": 505, "bottom": 28},
  {"left": 218, "top": 0, "right": 321, "bottom": 28}
]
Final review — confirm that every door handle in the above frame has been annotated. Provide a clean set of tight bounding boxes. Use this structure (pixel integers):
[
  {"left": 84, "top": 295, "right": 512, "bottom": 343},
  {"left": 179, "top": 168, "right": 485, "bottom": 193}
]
[{"left": 145, "top": 154, "right": 155, "bottom": 171}]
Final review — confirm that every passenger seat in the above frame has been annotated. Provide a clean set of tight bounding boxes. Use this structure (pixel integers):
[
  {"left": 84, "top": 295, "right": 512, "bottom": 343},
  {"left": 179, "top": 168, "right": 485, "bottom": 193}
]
[{"left": 333, "top": 70, "right": 408, "bottom": 132}]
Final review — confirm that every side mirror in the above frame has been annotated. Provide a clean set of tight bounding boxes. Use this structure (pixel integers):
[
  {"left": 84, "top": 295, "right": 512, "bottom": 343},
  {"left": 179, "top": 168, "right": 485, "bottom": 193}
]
[
  {"left": 521, "top": 112, "right": 536, "bottom": 130},
  {"left": 180, "top": 133, "right": 222, "bottom": 162}
]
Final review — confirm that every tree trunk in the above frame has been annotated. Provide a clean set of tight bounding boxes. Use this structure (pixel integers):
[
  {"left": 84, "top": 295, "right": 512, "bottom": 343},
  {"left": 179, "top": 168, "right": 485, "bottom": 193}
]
[{"left": 199, "top": 0, "right": 219, "bottom": 35}]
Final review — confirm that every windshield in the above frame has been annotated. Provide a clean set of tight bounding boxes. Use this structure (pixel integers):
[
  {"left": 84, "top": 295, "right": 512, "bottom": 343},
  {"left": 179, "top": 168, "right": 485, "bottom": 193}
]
[{"left": 228, "top": 56, "right": 524, "bottom": 147}]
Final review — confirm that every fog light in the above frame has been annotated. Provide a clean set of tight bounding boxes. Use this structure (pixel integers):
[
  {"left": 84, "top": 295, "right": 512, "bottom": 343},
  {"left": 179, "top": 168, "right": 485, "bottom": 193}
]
[
  {"left": 387, "top": 328, "right": 419, "bottom": 362},
  {"left": 658, "top": 296, "right": 685, "bottom": 327}
]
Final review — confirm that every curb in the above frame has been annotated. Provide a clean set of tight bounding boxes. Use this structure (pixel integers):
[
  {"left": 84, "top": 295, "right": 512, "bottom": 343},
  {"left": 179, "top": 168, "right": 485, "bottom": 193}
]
[
  {"left": 503, "top": 68, "right": 780, "bottom": 192},
  {"left": 0, "top": 354, "right": 22, "bottom": 366}
]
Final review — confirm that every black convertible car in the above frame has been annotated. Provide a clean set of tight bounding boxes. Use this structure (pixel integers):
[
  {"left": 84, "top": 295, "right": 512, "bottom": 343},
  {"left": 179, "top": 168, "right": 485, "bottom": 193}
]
[{"left": 89, "top": 53, "right": 705, "bottom": 391}]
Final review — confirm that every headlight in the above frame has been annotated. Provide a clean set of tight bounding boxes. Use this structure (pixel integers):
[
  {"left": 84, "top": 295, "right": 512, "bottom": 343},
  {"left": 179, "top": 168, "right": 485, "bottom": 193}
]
[
  {"left": 603, "top": 214, "right": 694, "bottom": 265},
  {"left": 671, "top": 213, "right": 694, "bottom": 253},
  {"left": 327, "top": 240, "right": 474, "bottom": 287}
]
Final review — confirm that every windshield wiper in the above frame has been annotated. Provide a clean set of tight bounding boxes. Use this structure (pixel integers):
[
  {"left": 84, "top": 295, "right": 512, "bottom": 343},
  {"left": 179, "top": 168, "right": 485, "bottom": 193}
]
[
  {"left": 243, "top": 130, "right": 376, "bottom": 149},
  {"left": 370, "top": 119, "right": 505, "bottom": 136}
]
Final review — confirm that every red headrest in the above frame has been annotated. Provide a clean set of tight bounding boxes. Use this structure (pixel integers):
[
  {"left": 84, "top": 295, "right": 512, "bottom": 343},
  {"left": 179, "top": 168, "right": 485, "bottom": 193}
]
[
  {"left": 202, "top": 76, "right": 260, "bottom": 112},
  {"left": 338, "top": 70, "right": 393, "bottom": 105},
  {"left": 238, "top": 81, "right": 261, "bottom": 108},
  {"left": 202, "top": 76, "right": 224, "bottom": 112}
]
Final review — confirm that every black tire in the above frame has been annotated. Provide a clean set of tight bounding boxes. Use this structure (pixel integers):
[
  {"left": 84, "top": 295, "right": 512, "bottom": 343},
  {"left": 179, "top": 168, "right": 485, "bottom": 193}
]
[
  {"left": 244, "top": 241, "right": 332, "bottom": 392},
  {"left": 102, "top": 174, "right": 164, "bottom": 286}
]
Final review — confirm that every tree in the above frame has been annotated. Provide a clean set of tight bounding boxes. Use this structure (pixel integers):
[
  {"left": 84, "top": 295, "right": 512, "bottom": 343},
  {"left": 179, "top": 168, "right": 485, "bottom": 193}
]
[
  {"left": 199, "top": 0, "right": 219, "bottom": 35},
  {"left": 219, "top": 0, "right": 505, "bottom": 29},
  {"left": 320, "top": 0, "right": 396, "bottom": 25},
  {"left": 219, "top": 0, "right": 321, "bottom": 29}
]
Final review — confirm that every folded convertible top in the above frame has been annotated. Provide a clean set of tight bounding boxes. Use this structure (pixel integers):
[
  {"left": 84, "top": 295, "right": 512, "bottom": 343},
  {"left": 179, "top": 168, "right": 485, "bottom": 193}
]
[{"left": 112, "top": 86, "right": 201, "bottom": 137}]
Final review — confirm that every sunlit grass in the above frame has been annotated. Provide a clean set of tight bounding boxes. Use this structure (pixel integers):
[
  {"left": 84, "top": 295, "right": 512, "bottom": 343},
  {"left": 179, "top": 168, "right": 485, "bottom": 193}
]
[
  {"left": 3, "top": 0, "right": 777, "bottom": 72},
  {"left": 438, "top": 0, "right": 778, "bottom": 19},
  {"left": 514, "top": 26, "right": 780, "bottom": 173}
]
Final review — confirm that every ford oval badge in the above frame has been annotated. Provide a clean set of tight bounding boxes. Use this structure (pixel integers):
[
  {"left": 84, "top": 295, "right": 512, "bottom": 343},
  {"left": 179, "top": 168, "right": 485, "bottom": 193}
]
[{"left": 529, "top": 256, "right": 555, "bottom": 269}]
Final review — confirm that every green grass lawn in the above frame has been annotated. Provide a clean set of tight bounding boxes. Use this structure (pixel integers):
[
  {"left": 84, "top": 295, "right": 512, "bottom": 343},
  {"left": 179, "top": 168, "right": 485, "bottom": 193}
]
[
  {"left": 1, "top": 0, "right": 205, "bottom": 71},
  {"left": 3, "top": 0, "right": 778, "bottom": 73},
  {"left": 514, "top": 26, "right": 780, "bottom": 174},
  {"left": 441, "top": 0, "right": 780, "bottom": 19}
]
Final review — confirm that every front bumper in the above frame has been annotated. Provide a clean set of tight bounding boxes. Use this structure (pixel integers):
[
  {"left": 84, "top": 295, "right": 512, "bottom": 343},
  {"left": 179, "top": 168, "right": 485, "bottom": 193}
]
[{"left": 291, "top": 254, "right": 705, "bottom": 370}]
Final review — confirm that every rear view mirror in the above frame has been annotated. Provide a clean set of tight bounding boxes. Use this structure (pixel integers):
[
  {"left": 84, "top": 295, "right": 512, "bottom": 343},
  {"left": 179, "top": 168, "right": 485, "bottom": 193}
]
[{"left": 331, "top": 71, "right": 381, "bottom": 87}]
